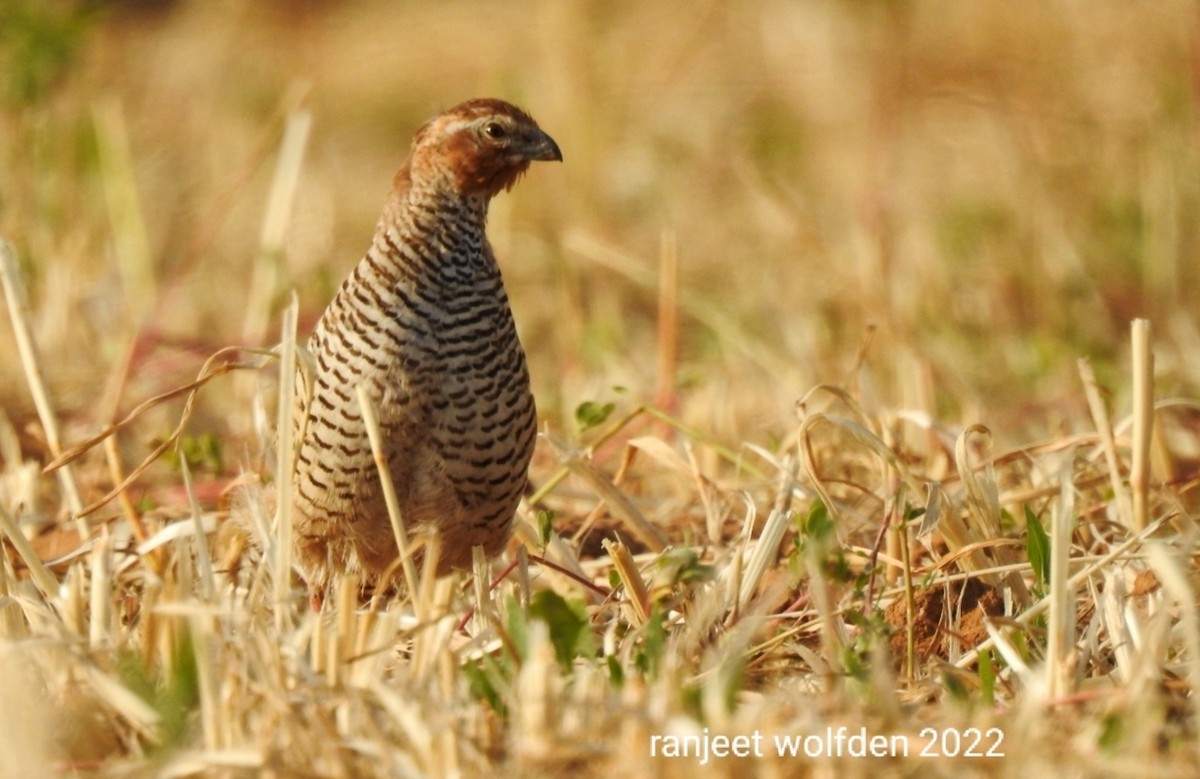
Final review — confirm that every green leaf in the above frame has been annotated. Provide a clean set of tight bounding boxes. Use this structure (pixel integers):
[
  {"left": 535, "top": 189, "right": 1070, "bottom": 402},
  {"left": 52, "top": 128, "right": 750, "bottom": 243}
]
[
  {"left": 0, "top": 1, "right": 97, "bottom": 106},
  {"left": 941, "top": 668, "right": 970, "bottom": 702},
  {"left": 464, "top": 656, "right": 507, "bottom": 717},
  {"left": 841, "top": 645, "right": 867, "bottom": 682},
  {"left": 978, "top": 647, "right": 995, "bottom": 706},
  {"left": 1025, "top": 505, "right": 1050, "bottom": 590},
  {"left": 163, "top": 432, "right": 224, "bottom": 474},
  {"left": 657, "top": 548, "right": 714, "bottom": 586},
  {"left": 528, "top": 590, "right": 592, "bottom": 668},
  {"left": 536, "top": 509, "right": 554, "bottom": 547},
  {"left": 505, "top": 594, "right": 529, "bottom": 662},
  {"left": 1098, "top": 712, "right": 1124, "bottom": 751},
  {"left": 115, "top": 627, "right": 200, "bottom": 751},
  {"left": 802, "top": 499, "right": 834, "bottom": 540},
  {"left": 635, "top": 608, "right": 666, "bottom": 678},
  {"left": 575, "top": 400, "right": 616, "bottom": 432},
  {"left": 606, "top": 654, "right": 625, "bottom": 688}
]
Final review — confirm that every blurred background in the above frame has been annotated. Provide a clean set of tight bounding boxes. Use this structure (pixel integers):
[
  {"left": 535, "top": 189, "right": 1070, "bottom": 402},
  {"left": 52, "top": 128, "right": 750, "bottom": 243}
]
[{"left": 1, "top": 0, "right": 1198, "bottom": 469}]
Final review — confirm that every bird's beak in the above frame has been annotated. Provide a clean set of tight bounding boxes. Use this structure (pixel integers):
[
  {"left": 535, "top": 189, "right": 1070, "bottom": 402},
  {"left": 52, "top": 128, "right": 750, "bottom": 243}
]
[{"left": 524, "top": 129, "right": 563, "bottom": 162}]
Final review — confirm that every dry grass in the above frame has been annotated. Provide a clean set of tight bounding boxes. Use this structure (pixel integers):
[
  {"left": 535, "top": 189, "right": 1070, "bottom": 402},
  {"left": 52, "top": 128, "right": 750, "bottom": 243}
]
[{"left": 2, "top": 1, "right": 1200, "bottom": 776}]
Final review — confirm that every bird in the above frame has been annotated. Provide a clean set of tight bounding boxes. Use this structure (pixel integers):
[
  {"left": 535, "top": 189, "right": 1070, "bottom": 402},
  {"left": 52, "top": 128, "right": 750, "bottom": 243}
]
[{"left": 289, "top": 98, "right": 561, "bottom": 608}]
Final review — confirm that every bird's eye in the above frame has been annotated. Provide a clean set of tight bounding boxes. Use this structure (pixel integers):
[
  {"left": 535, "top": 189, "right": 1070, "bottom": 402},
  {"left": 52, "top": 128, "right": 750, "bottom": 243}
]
[{"left": 483, "top": 122, "right": 506, "bottom": 140}]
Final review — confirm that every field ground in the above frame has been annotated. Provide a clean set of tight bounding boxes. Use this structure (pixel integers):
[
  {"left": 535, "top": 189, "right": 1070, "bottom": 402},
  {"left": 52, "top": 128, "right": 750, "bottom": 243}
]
[{"left": 1, "top": 1, "right": 1199, "bottom": 776}]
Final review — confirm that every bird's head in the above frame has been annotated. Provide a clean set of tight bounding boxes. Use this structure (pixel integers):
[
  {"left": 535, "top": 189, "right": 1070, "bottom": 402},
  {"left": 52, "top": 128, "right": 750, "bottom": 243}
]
[{"left": 404, "top": 98, "right": 562, "bottom": 199}]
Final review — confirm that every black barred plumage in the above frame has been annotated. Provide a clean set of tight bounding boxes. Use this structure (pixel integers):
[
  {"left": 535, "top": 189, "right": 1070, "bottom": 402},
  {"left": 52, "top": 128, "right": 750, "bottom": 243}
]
[{"left": 291, "top": 99, "right": 560, "bottom": 607}]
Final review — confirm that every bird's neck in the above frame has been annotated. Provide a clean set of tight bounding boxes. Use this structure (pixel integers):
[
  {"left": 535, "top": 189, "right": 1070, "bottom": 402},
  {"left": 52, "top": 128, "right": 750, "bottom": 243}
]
[
  {"left": 382, "top": 173, "right": 490, "bottom": 229},
  {"left": 369, "top": 180, "right": 497, "bottom": 287}
]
